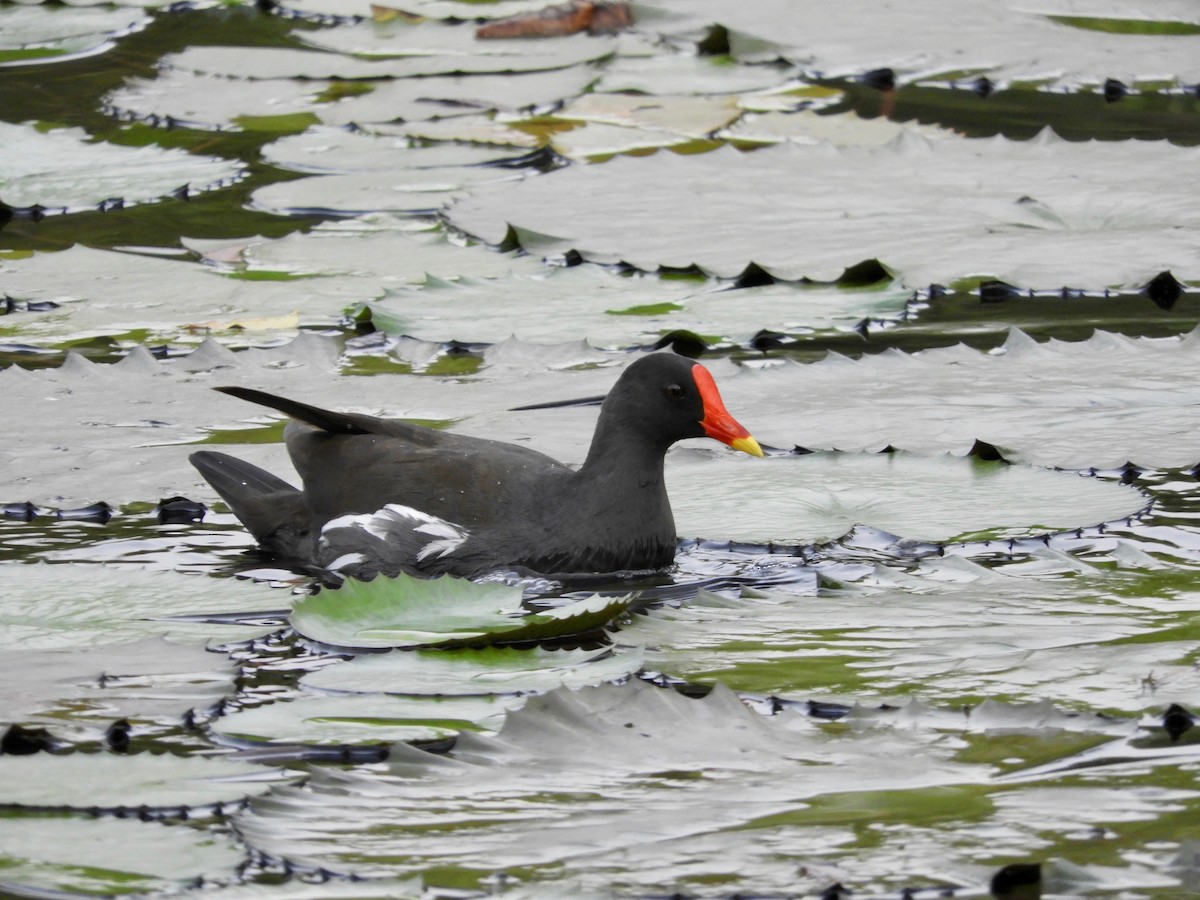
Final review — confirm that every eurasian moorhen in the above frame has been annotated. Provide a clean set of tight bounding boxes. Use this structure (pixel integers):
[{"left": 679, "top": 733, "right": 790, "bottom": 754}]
[{"left": 190, "top": 353, "right": 761, "bottom": 578}]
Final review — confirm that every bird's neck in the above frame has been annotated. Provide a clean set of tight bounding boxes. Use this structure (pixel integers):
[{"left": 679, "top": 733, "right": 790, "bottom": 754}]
[{"left": 577, "top": 409, "right": 671, "bottom": 489}]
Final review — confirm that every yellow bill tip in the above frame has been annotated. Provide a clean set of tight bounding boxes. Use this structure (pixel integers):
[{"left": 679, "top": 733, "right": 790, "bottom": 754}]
[{"left": 729, "top": 435, "right": 764, "bottom": 458}]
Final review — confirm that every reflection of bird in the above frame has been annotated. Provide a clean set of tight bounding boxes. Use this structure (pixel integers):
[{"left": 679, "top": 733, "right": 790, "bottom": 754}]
[{"left": 191, "top": 353, "right": 762, "bottom": 579}]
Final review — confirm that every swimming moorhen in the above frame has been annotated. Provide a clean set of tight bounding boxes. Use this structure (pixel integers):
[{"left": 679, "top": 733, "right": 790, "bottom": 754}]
[{"left": 190, "top": 353, "right": 762, "bottom": 578}]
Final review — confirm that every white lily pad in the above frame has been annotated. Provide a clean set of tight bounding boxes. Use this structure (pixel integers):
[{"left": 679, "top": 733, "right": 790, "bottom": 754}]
[
  {"left": 720, "top": 108, "right": 956, "bottom": 146},
  {"left": 667, "top": 449, "right": 1147, "bottom": 545},
  {"left": 228, "top": 680, "right": 980, "bottom": 883},
  {"left": 262, "top": 129, "right": 517, "bottom": 174},
  {"left": 642, "top": 0, "right": 1200, "bottom": 87},
  {"left": 556, "top": 92, "right": 743, "bottom": 137},
  {"left": 721, "top": 329, "right": 1200, "bottom": 469},
  {"left": 0, "top": 563, "right": 289, "bottom": 649},
  {"left": 549, "top": 120, "right": 704, "bottom": 158},
  {"left": 382, "top": 112, "right": 544, "bottom": 148},
  {"left": 290, "top": 572, "right": 632, "bottom": 649},
  {"left": 0, "top": 752, "right": 293, "bottom": 809},
  {"left": 295, "top": 17, "right": 618, "bottom": 64},
  {"left": 592, "top": 52, "right": 803, "bottom": 96},
  {"left": 212, "top": 693, "right": 516, "bottom": 744},
  {"left": 0, "top": 121, "right": 244, "bottom": 213},
  {"left": 369, "top": 268, "right": 910, "bottom": 346},
  {"left": 315, "top": 66, "right": 598, "bottom": 126},
  {"left": 0, "top": 4, "right": 148, "bottom": 65},
  {"left": 0, "top": 242, "right": 359, "bottom": 345},
  {"left": 250, "top": 164, "right": 522, "bottom": 217},
  {"left": 301, "top": 644, "right": 644, "bottom": 695},
  {"left": 104, "top": 69, "right": 340, "bottom": 131},
  {"left": 0, "top": 815, "right": 244, "bottom": 897},
  {"left": 0, "top": 636, "right": 237, "bottom": 739},
  {"left": 445, "top": 133, "right": 1200, "bottom": 287},
  {"left": 164, "top": 30, "right": 611, "bottom": 80},
  {"left": 240, "top": 221, "right": 543, "bottom": 280},
  {"left": 628, "top": 554, "right": 1200, "bottom": 713}
]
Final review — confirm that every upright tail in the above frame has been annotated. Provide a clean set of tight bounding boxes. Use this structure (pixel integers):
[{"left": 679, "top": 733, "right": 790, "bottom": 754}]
[
  {"left": 190, "top": 450, "right": 312, "bottom": 559},
  {"left": 214, "top": 386, "right": 373, "bottom": 435}
]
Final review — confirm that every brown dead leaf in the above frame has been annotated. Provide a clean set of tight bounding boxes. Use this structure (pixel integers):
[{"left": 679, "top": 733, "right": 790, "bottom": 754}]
[
  {"left": 369, "top": 4, "right": 426, "bottom": 24},
  {"left": 475, "top": 0, "right": 631, "bottom": 39}
]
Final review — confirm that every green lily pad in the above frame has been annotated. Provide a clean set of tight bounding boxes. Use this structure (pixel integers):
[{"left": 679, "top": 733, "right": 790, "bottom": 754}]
[{"left": 289, "top": 571, "right": 632, "bottom": 649}]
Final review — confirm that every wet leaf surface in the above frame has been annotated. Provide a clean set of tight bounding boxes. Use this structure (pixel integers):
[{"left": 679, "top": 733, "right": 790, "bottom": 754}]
[
  {"left": 0, "top": 815, "right": 246, "bottom": 897},
  {"left": 445, "top": 134, "right": 1200, "bottom": 286},
  {"left": 290, "top": 572, "right": 632, "bottom": 648}
]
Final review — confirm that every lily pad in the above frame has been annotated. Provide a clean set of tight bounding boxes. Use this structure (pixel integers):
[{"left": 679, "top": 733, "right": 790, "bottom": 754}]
[
  {"left": 0, "top": 5, "right": 149, "bottom": 65},
  {"left": 640, "top": 0, "right": 1200, "bottom": 88},
  {"left": 0, "top": 815, "right": 244, "bottom": 897},
  {"left": 0, "top": 121, "right": 244, "bottom": 214},
  {"left": 0, "top": 243, "right": 359, "bottom": 345},
  {"left": 289, "top": 571, "right": 632, "bottom": 649},
  {"left": 0, "top": 563, "right": 291, "bottom": 648},
  {"left": 211, "top": 693, "right": 516, "bottom": 744},
  {"left": 226, "top": 680, "right": 987, "bottom": 884},
  {"left": 301, "top": 644, "right": 644, "bottom": 695},
  {"left": 105, "top": 70, "right": 343, "bottom": 132},
  {"left": 445, "top": 132, "right": 1200, "bottom": 287},
  {"left": 722, "top": 329, "right": 1200, "bottom": 469},
  {"left": 367, "top": 268, "right": 911, "bottom": 346},
  {"left": 555, "top": 92, "right": 743, "bottom": 137},
  {"left": 627, "top": 555, "right": 1200, "bottom": 713},
  {"left": 314, "top": 66, "right": 599, "bottom": 126},
  {"left": 0, "top": 636, "right": 237, "bottom": 741},
  {"left": 667, "top": 449, "right": 1148, "bottom": 545},
  {"left": 261, "top": 129, "right": 519, "bottom": 174},
  {"left": 0, "top": 752, "right": 293, "bottom": 810},
  {"left": 240, "top": 221, "right": 543, "bottom": 280}
]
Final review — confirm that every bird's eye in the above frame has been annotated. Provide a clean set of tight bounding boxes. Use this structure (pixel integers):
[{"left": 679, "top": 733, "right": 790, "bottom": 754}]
[{"left": 663, "top": 383, "right": 685, "bottom": 401}]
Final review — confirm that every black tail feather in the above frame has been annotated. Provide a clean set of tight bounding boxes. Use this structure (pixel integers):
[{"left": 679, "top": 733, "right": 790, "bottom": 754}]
[
  {"left": 214, "top": 386, "right": 372, "bottom": 435},
  {"left": 189, "top": 450, "right": 310, "bottom": 555}
]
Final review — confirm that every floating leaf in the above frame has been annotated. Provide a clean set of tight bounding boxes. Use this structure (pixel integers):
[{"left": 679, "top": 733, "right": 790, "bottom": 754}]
[
  {"left": 368, "top": 268, "right": 911, "bottom": 346},
  {"left": 0, "top": 815, "right": 244, "bottom": 898},
  {"left": 0, "top": 243, "right": 357, "bottom": 346},
  {"left": 638, "top": 0, "right": 1200, "bottom": 88},
  {"left": 667, "top": 449, "right": 1148, "bottom": 545},
  {"left": 212, "top": 693, "right": 515, "bottom": 744},
  {"left": 0, "top": 636, "right": 237, "bottom": 741},
  {"left": 718, "top": 330, "right": 1200, "bottom": 469},
  {"left": 302, "top": 644, "right": 644, "bottom": 695},
  {"left": 0, "top": 752, "right": 293, "bottom": 810},
  {"left": 0, "top": 5, "right": 148, "bottom": 65},
  {"left": 446, "top": 133, "right": 1200, "bottom": 287},
  {"left": 0, "top": 121, "right": 244, "bottom": 213},
  {"left": 627, "top": 559, "right": 1200, "bottom": 711},
  {"left": 289, "top": 571, "right": 631, "bottom": 649},
  {"left": 0, "top": 563, "right": 290, "bottom": 648}
]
